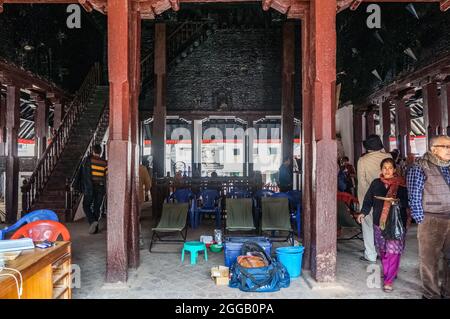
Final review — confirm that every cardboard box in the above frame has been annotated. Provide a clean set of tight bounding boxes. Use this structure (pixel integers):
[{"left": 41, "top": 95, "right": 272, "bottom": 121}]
[
  {"left": 211, "top": 266, "right": 229, "bottom": 286},
  {"left": 213, "top": 276, "right": 229, "bottom": 286}
]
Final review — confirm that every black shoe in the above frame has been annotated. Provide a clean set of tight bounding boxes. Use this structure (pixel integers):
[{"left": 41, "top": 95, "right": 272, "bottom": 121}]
[
  {"left": 89, "top": 221, "right": 99, "bottom": 234},
  {"left": 360, "top": 256, "right": 377, "bottom": 263}
]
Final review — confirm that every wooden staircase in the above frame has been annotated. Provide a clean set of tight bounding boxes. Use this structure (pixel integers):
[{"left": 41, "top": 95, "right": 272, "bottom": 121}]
[
  {"left": 21, "top": 64, "right": 109, "bottom": 222},
  {"left": 20, "top": 23, "right": 213, "bottom": 222},
  {"left": 30, "top": 87, "right": 109, "bottom": 220}
]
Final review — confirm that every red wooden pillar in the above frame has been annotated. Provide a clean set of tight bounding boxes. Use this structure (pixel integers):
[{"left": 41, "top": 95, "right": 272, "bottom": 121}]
[
  {"left": 0, "top": 93, "right": 6, "bottom": 156},
  {"left": 394, "top": 98, "right": 411, "bottom": 158},
  {"left": 365, "top": 108, "right": 376, "bottom": 136},
  {"left": 52, "top": 100, "right": 64, "bottom": 130},
  {"left": 152, "top": 23, "right": 167, "bottom": 179},
  {"left": 34, "top": 96, "right": 49, "bottom": 159},
  {"left": 128, "top": 8, "right": 141, "bottom": 269},
  {"left": 106, "top": 0, "right": 132, "bottom": 283},
  {"left": 422, "top": 82, "right": 441, "bottom": 144},
  {"left": 281, "top": 22, "right": 295, "bottom": 166},
  {"left": 353, "top": 110, "right": 364, "bottom": 165},
  {"left": 5, "top": 85, "right": 20, "bottom": 223},
  {"left": 441, "top": 82, "right": 450, "bottom": 136},
  {"left": 301, "top": 10, "right": 312, "bottom": 270},
  {"left": 309, "top": 0, "right": 337, "bottom": 282},
  {"left": 380, "top": 100, "right": 391, "bottom": 152}
]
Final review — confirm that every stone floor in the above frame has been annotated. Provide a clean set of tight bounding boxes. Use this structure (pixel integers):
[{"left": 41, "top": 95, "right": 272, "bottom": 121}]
[{"left": 69, "top": 205, "right": 422, "bottom": 299}]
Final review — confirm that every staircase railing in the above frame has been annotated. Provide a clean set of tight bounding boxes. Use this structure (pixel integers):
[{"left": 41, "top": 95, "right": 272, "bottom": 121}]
[
  {"left": 65, "top": 99, "right": 109, "bottom": 221},
  {"left": 140, "top": 22, "right": 210, "bottom": 91},
  {"left": 21, "top": 63, "right": 101, "bottom": 214}
]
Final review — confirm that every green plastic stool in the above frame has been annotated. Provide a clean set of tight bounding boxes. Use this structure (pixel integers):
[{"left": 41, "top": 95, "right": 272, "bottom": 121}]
[{"left": 181, "top": 241, "right": 208, "bottom": 265}]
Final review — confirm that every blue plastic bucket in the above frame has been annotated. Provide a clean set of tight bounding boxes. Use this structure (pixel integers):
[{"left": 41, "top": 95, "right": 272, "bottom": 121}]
[{"left": 276, "top": 246, "right": 304, "bottom": 278}]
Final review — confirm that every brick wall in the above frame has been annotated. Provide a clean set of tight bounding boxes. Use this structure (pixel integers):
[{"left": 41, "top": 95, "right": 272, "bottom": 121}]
[{"left": 142, "top": 27, "right": 284, "bottom": 112}]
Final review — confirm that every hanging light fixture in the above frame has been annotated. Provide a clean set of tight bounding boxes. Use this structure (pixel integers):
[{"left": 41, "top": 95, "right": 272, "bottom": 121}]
[
  {"left": 371, "top": 69, "right": 383, "bottom": 81},
  {"left": 406, "top": 4, "right": 420, "bottom": 19},
  {"left": 373, "top": 31, "right": 384, "bottom": 44},
  {"left": 404, "top": 47, "right": 418, "bottom": 61}
]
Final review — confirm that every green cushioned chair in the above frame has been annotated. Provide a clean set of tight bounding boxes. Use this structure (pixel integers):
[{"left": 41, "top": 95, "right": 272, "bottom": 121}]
[
  {"left": 261, "top": 197, "right": 294, "bottom": 245},
  {"left": 225, "top": 198, "right": 256, "bottom": 234},
  {"left": 149, "top": 202, "right": 189, "bottom": 252}
]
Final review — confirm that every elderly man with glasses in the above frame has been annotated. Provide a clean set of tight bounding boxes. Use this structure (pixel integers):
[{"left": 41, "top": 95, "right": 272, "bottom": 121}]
[{"left": 407, "top": 135, "right": 450, "bottom": 299}]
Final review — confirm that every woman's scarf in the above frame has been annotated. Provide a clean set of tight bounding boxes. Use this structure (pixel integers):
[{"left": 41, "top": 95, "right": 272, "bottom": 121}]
[{"left": 379, "top": 174, "right": 406, "bottom": 230}]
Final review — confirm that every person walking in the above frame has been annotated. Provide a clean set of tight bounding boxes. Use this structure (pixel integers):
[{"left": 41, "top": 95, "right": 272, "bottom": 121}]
[
  {"left": 357, "top": 158, "right": 409, "bottom": 292},
  {"left": 81, "top": 144, "right": 107, "bottom": 234},
  {"left": 406, "top": 135, "right": 450, "bottom": 299},
  {"left": 357, "top": 134, "right": 392, "bottom": 263}
]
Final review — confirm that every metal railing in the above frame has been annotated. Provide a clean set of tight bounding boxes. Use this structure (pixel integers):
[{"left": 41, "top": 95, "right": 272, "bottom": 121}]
[
  {"left": 21, "top": 63, "right": 102, "bottom": 214},
  {"left": 65, "top": 100, "right": 109, "bottom": 221}
]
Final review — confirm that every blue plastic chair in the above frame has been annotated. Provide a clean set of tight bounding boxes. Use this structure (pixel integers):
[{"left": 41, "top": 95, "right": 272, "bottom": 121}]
[
  {"left": 0, "top": 209, "right": 59, "bottom": 240},
  {"left": 274, "top": 191, "right": 301, "bottom": 240},
  {"left": 195, "top": 189, "right": 221, "bottom": 228},
  {"left": 287, "top": 190, "right": 302, "bottom": 240},
  {"left": 168, "top": 189, "right": 196, "bottom": 228}
]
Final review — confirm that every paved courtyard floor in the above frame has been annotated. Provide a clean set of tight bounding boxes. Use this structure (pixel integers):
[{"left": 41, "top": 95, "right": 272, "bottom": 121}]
[{"left": 70, "top": 205, "right": 422, "bottom": 299}]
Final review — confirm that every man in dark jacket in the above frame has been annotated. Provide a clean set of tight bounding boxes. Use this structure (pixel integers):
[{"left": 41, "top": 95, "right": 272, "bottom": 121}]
[
  {"left": 81, "top": 144, "right": 107, "bottom": 234},
  {"left": 278, "top": 156, "right": 293, "bottom": 192}
]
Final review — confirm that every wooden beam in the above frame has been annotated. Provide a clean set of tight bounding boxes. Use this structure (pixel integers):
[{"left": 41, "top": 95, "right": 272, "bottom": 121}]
[
  {"left": 191, "top": 120, "right": 202, "bottom": 177},
  {"left": 365, "top": 108, "right": 376, "bottom": 136},
  {"left": 262, "top": 0, "right": 273, "bottom": 11},
  {"left": 350, "top": 0, "right": 362, "bottom": 10},
  {"left": 441, "top": 82, "right": 450, "bottom": 135},
  {"left": 0, "top": 93, "right": 5, "bottom": 156},
  {"left": 310, "top": 0, "right": 337, "bottom": 282},
  {"left": 380, "top": 99, "right": 391, "bottom": 152},
  {"left": 422, "top": 82, "right": 441, "bottom": 142},
  {"left": 301, "top": 11, "right": 312, "bottom": 271},
  {"left": 245, "top": 119, "right": 255, "bottom": 176},
  {"left": 367, "top": 55, "right": 450, "bottom": 105},
  {"left": 152, "top": 23, "right": 167, "bottom": 178},
  {"left": 33, "top": 95, "right": 49, "bottom": 159},
  {"left": 337, "top": 0, "right": 443, "bottom": 13},
  {"left": 394, "top": 97, "right": 411, "bottom": 158},
  {"left": 106, "top": 0, "right": 132, "bottom": 283},
  {"left": 0, "top": 59, "right": 68, "bottom": 100},
  {"left": 353, "top": 110, "right": 364, "bottom": 164},
  {"left": 78, "top": 0, "right": 93, "bottom": 12},
  {"left": 281, "top": 22, "right": 295, "bottom": 169},
  {"left": 128, "top": 8, "right": 141, "bottom": 270},
  {"left": 5, "top": 85, "right": 19, "bottom": 223},
  {"left": 169, "top": 0, "right": 179, "bottom": 11},
  {"left": 52, "top": 100, "right": 64, "bottom": 130},
  {"left": 441, "top": 0, "right": 450, "bottom": 11}
]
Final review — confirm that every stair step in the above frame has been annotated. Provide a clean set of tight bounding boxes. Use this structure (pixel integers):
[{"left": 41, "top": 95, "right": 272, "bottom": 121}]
[{"left": 32, "top": 84, "right": 109, "bottom": 212}]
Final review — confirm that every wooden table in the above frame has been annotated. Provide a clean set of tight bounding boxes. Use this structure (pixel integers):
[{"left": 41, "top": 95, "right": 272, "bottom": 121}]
[{"left": 0, "top": 241, "right": 71, "bottom": 299}]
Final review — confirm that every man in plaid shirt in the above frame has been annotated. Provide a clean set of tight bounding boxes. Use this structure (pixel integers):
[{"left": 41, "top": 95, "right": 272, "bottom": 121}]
[{"left": 406, "top": 135, "right": 450, "bottom": 299}]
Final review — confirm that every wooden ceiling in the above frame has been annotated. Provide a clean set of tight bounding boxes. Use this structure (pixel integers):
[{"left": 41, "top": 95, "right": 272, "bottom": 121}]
[
  {"left": 0, "top": 58, "right": 70, "bottom": 101},
  {"left": 1, "top": 1, "right": 447, "bottom": 19}
]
